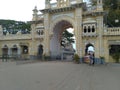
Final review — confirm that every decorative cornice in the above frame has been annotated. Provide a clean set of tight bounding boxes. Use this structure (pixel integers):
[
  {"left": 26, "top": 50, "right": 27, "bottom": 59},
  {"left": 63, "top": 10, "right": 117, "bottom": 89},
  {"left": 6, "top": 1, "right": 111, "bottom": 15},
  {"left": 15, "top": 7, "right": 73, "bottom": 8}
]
[
  {"left": 103, "top": 35, "right": 120, "bottom": 37},
  {"left": 82, "top": 34, "right": 98, "bottom": 37},
  {"left": 40, "top": 3, "right": 86, "bottom": 14},
  {"left": 83, "top": 11, "right": 105, "bottom": 17},
  {"left": 30, "top": 20, "right": 44, "bottom": 24}
]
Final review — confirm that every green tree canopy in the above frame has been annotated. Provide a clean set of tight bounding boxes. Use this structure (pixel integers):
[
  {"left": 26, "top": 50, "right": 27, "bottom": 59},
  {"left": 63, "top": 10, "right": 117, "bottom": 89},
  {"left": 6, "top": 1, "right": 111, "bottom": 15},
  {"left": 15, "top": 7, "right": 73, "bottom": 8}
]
[
  {"left": 89, "top": 0, "right": 120, "bottom": 27},
  {"left": 61, "top": 30, "right": 75, "bottom": 47},
  {"left": 0, "top": 19, "right": 31, "bottom": 34}
]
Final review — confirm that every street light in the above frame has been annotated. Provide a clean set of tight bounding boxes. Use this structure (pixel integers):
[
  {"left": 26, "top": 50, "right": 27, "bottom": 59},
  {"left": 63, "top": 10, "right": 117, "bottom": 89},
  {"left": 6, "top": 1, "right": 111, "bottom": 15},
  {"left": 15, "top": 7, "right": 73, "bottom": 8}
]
[{"left": 115, "top": 19, "right": 119, "bottom": 23}]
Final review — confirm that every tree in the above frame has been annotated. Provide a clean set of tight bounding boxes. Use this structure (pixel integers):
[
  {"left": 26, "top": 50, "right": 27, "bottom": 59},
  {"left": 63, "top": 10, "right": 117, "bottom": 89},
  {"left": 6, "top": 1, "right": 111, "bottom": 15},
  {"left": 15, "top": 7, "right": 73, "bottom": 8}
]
[
  {"left": 0, "top": 19, "right": 31, "bottom": 34},
  {"left": 73, "top": 54, "right": 80, "bottom": 64},
  {"left": 61, "top": 30, "right": 75, "bottom": 47},
  {"left": 89, "top": 0, "right": 96, "bottom": 6},
  {"left": 104, "top": 0, "right": 120, "bottom": 27},
  {"left": 111, "top": 53, "right": 120, "bottom": 63},
  {"left": 110, "top": 45, "right": 120, "bottom": 63},
  {"left": 89, "top": 0, "right": 120, "bottom": 27}
]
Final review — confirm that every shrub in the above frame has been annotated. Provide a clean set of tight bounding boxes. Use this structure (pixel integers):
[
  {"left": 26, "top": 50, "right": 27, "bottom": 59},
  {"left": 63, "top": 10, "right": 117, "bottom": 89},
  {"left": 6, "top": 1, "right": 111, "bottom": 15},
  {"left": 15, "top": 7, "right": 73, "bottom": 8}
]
[
  {"left": 42, "top": 54, "right": 50, "bottom": 61},
  {"left": 73, "top": 54, "right": 80, "bottom": 63},
  {"left": 100, "top": 56, "right": 105, "bottom": 59},
  {"left": 111, "top": 53, "right": 120, "bottom": 63}
]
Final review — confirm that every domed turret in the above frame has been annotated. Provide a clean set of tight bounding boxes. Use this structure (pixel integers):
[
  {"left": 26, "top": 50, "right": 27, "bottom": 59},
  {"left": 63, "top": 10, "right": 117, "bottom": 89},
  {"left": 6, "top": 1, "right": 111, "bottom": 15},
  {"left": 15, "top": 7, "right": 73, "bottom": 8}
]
[
  {"left": 32, "top": 6, "right": 38, "bottom": 21},
  {"left": 97, "top": 0, "right": 103, "bottom": 11},
  {"left": 45, "top": 0, "right": 51, "bottom": 8}
]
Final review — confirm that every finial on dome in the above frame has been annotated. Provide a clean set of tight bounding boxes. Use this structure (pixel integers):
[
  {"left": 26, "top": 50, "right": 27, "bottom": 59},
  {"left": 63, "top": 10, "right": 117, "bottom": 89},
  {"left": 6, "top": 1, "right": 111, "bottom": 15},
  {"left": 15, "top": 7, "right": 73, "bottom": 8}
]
[
  {"left": 33, "top": 6, "right": 38, "bottom": 13},
  {"left": 32, "top": 6, "right": 38, "bottom": 21}
]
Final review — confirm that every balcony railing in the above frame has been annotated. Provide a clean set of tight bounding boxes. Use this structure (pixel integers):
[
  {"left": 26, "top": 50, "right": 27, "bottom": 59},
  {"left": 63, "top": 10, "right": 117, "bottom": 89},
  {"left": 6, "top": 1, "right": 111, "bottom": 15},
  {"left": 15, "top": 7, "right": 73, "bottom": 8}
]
[
  {"left": 50, "top": 0, "right": 77, "bottom": 8},
  {"left": 35, "top": 35, "right": 44, "bottom": 39},
  {"left": 0, "top": 33, "right": 45, "bottom": 40},
  {"left": 51, "top": 3, "right": 57, "bottom": 8},
  {"left": 82, "top": 32, "right": 98, "bottom": 37},
  {"left": 104, "top": 27, "right": 120, "bottom": 36},
  {"left": 0, "top": 34, "right": 32, "bottom": 40}
]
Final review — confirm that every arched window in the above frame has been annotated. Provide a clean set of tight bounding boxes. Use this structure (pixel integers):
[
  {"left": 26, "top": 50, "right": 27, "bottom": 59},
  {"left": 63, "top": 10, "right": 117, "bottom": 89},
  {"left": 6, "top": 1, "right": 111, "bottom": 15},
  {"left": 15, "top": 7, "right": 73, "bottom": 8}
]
[
  {"left": 85, "top": 43, "right": 94, "bottom": 55},
  {"left": 13, "top": 45, "right": 17, "bottom": 48},
  {"left": 22, "top": 46, "right": 28, "bottom": 54},
  {"left": 38, "top": 44, "right": 43, "bottom": 55},
  {"left": 2, "top": 45, "right": 8, "bottom": 55},
  {"left": 88, "top": 26, "right": 91, "bottom": 33},
  {"left": 40, "top": 30, "right": 44, "bottom": 35},
  {"left": 84, "top": 26, "right": 87, "bottom": 33},
  {"left": 4, "top": 45, "right": 8, "bottom": 48},
  {"left": 37, "top": 30, "right": 44, "bottom": 35},
  {"left": 92, "top": 26, "right": 95, "bottom": 32},
  {"left": 37, "top": 30, "right": 40, "bottom": 35},
  {"left": 12, "top": 45, "right": 18, "bottom": 55},
  {"left": 99, "top": 0, "right": 100, "bottom": 3}
]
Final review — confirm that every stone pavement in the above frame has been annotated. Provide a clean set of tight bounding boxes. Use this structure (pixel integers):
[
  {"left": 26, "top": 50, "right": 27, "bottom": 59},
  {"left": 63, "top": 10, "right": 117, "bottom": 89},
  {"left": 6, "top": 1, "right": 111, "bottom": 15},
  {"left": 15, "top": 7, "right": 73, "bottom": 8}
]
[{"left": 0, "top": 61, "right": 120, "bottom": 90}]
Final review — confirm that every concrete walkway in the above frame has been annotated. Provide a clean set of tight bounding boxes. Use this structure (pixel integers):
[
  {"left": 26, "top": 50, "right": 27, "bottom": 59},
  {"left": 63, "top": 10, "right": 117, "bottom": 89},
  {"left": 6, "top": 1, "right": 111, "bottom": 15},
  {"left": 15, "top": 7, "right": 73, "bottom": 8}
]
[{"left": 0, "top": 61, "right": 120, "bottom": 90}]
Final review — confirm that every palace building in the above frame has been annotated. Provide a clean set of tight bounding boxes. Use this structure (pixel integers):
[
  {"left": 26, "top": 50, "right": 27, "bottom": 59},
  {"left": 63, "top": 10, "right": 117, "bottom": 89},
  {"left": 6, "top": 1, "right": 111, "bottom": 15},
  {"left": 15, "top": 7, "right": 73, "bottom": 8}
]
[{"left": 0, "top": 0, "right": 120, "bottom": 62}]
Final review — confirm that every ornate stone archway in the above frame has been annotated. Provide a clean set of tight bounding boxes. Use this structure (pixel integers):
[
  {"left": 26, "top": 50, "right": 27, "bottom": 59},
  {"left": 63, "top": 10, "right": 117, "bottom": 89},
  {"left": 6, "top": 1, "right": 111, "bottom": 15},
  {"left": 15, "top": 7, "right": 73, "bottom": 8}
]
[
  {"left": 50, "top": 15, "right": 75, "bottom": 35},
  {"left": 50, "top": 18, "right": 75, "bottom": 57},
  {"left": 40, "top": 0, "right": 84, "bottom": 57},
  {"left": 43, "top": 14, "right": 83, "bottom": 57}
]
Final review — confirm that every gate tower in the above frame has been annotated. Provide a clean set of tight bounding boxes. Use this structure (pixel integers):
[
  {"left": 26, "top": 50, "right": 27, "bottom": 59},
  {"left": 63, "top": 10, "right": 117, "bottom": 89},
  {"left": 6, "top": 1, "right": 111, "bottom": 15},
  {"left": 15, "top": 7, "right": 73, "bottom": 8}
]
[{"left": 31, "top": 0, "right": 104, "bottom": 59}]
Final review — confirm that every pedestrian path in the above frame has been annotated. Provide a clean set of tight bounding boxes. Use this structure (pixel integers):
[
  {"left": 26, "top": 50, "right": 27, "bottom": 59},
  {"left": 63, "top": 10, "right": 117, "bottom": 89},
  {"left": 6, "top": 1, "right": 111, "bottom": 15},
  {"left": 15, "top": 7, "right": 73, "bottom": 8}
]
[{"left": 0, "top": 61, "right": 120, "bottom": 90}]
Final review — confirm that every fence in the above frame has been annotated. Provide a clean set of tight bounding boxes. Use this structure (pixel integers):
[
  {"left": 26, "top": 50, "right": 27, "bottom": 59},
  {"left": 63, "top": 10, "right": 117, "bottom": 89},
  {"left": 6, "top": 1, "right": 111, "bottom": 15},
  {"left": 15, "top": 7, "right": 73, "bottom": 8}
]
[{"left": 82, "top": 57, "right": 105, "bottom": 64}]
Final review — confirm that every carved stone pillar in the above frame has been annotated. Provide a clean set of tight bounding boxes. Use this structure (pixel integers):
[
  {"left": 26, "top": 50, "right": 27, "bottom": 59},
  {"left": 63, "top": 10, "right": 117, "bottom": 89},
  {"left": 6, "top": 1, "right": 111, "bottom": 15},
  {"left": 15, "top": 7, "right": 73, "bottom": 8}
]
[
  {"left": 32, "top": 6, "right": 38, "bottom": 21},
  {"left": 8, "top": 48, "right": 11, "bottom": 55},
  {"left": 97, "top": 16, "right": 104, "bottom": 57},
  {"left": 44, "top": 13, "right": 50, "bottom": 56},
  {"left": 97, "top": 0, "right": 103, "bottom": 11},
  {"left": 75, "top": 8, "right": 83, "bottom": 57},
  {"left": 17, "top": 47, "right": 21, "bottom": 55}
]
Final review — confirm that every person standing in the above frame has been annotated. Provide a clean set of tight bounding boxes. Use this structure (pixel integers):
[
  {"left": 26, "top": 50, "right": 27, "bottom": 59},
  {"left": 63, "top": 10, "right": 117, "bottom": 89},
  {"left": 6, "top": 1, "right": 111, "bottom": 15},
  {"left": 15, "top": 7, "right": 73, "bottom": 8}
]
[
  {"left": 88, "top": 51, "right": 95, "bottom": 66},
  {"left": 92, "top": 53, "right": 95, "bottom": 65},
  {"left": 87, "top": 46, "right": 95, "bottom": 65},
  {"left": 89, "top": 52, "right": 93, "bottom": 65}
]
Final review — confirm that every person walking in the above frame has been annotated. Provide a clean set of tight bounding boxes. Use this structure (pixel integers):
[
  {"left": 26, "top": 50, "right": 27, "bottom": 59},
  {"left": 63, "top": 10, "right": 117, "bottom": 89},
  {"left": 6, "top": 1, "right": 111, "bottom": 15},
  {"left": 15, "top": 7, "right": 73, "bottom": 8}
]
[
  {"left": 92, "top": 54, "right": 95, "bottom": 65},
  {"left": 88, "top": 51, "right": 95, "bottom": 66},
  {"left": 89, "top": 52, "right": 93, "bottom": 65},
  {"left": 87, "top": 46, "right": 95, "bottom": 66}
]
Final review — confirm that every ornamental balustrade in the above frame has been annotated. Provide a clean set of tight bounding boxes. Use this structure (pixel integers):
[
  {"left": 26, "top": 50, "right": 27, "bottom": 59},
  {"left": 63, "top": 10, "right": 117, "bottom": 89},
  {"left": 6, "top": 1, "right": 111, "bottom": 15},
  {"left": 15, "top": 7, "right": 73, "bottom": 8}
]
[
  {"left": 0, "top": 34, "right": 31, "bottom": 40},
  {"left": 0, "top": 28, "right": 44, "bottom": 40},
  {"left": 104, "top": 27, "right": 120, "bottom": 36},
  {"left": 50, "top": 0, "right": 77, "bottom": 8},
  {"left": 35, "top": 26, "right": 44, "bottom": 39}
]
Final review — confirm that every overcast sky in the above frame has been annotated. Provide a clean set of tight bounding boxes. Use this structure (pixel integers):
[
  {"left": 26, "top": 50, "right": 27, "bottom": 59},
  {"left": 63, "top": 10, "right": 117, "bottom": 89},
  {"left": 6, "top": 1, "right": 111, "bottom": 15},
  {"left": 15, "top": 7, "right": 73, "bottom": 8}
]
[{"left": 0, "top": 0, "right": 87, "bottom": 21}]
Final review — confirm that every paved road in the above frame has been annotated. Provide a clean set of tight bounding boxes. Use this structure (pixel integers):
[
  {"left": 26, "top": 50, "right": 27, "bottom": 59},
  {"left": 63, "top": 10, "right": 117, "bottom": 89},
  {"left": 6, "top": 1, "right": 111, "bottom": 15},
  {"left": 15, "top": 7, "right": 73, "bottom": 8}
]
[{"left": 0, "top": 61, "right": 120, "bottom": 90}]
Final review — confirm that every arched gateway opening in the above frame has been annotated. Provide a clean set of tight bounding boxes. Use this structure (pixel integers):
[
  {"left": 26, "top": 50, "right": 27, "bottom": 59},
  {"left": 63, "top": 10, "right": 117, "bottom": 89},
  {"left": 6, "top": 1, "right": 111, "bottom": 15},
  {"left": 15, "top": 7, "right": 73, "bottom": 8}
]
[
  {"left": 85, "top": 43, "right": 94, "bottom": 55},
  {"left": 50, "top": 20, "right": 75, "bottom": 59}
]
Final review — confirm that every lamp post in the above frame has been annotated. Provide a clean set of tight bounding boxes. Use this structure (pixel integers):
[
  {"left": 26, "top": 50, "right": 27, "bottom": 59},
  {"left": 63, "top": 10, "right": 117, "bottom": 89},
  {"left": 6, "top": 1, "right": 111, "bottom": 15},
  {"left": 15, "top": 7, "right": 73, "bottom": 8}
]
[
  {"left": 115, "top": 19, "right": 119, "bottom": 23},
  {"left": 115, "top": 19, "right": 119, "bottom": 27}
]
